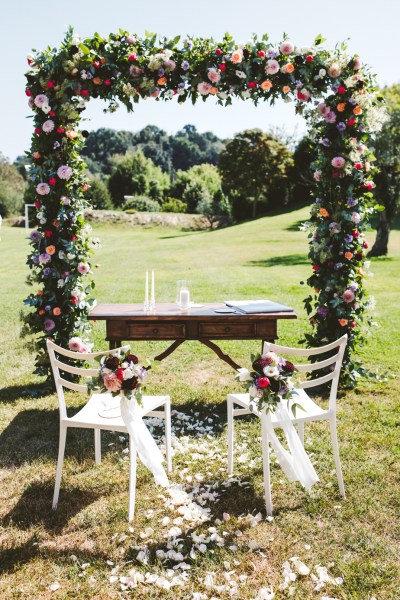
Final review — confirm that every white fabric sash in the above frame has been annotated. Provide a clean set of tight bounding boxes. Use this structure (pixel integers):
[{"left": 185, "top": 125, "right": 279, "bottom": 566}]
[
  {"left": 262, "top": 400, "right": 319, "bottom": 490},
  {"left": 120, "top": 395, "right": 169, "bottom": 488}
]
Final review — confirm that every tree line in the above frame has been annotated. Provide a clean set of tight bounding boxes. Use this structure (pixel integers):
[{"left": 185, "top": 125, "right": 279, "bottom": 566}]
[{"left": 2, "top": 84, "right": 400, "bottom": 254}]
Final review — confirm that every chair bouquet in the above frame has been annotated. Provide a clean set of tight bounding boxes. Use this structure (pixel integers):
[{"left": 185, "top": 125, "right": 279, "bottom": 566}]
[
  {"left": 236, "top": 350, "right": 302, "bottom": 415},
  {"left": 89, "top": 347, "right": 148, "bottom": 404}
]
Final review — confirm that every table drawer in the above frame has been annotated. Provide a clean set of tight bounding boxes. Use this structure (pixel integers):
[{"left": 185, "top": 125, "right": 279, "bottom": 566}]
[
  {"left": 127, "top": 322, "right": 186, "bottom": 339},
  {"left": 199, "top": 322, "right": 256, "bottom": 338}
]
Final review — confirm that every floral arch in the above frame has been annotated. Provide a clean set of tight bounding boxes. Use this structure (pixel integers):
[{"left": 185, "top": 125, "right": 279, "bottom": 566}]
[{"left": 23, "top": 29, "right": 386, "bottom": 385}]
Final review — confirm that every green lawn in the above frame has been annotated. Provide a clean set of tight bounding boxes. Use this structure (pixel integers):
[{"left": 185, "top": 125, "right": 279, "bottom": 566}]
[{"left": 0, "top": 208, "right": 399, "bottom": 599}]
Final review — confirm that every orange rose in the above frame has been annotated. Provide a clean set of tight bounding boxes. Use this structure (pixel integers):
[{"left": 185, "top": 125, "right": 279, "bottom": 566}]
[
  {"left": 157, "top": 77, "right": 167, "bottom": 86},
  {"left": 353, "top": 106, "right": 362, "bottom": 115},
  {"left": 338, "top": 319, "right": 348, "bottom": 327},
  {"left": 282, "top": 85, "right": 291, "bottom": 94},
  {"left": 345, "top": 252, "right": 353, "bottom": 260},
  {"left": 52, "top": 220, "right": 59, "bottom": 227},
  {"left": 209, "top": 87, "right": 218, "bottom": 95},
  {"left": 260, "top": 79, "right": 273, "bottom": 91},
  {"left": 283, "top": 62, "right": 294, "bottom": 73},
  {"left": 319, "top": 208, "right": 329, "bottom": 217},
  {"left": 93, "top": 77, "right": 102, "bottom": 85},
  {"left": 33, "top": 151, "right": 41, "bottom": 159},
  {"left": 46, "top": 245, "right": 56, "bottom": 255},
  {"left": 231, "top": 49, "right": 243, "bottom": 64},
  {"left": 37, "top": 290, "right": 43, "bottom": 296},
  {"left": 337, "top": 102, "right": 346, "bottom": 112},
  {"left": 38, "top": 309, "right": 45, "bottom": 316},
  {"left": 53, "top": 307, "right": 61, "bottom": 316},
  {"left": 100, "top": 57, "right": 106, "bottom": 64}
]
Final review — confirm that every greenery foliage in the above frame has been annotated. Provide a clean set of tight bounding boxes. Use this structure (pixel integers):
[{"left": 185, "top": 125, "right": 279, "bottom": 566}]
[
  {"left": 87, "top": 175, "right": 113, "bottom": 210},
  {"left": 0, "top": 154, "right": 26, "bottom": 217},
  {"left": 23, "top": 28, "right": 385, "bottom": 381},
  {"left": 122, "top": 195, "right": 161, "bottom": 212}
]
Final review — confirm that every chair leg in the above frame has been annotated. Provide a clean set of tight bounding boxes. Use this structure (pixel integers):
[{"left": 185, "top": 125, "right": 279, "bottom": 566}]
[
  {"left": 94, "top": 429, "right": 101, "bottom": 465},
  {"left": 128, "top": 435, "right": 137, "bottom": 522},
  {"left": 164, "top": 398, "right": 172, "bottom": 473},
  {"left": 329, "top": 418, "right": 346, "bottom": 498},
  {"left": 297, "top": 421, "right": 305, "bottom": 447},
  {"left": 261, "top": 415, "right": 273, "bottom": 517},
  {"left": 227, "top": 398, "right": 234, "bottom": 476},
  {"left": 52, "top": 424, "right": 67, "bottom": 510}
]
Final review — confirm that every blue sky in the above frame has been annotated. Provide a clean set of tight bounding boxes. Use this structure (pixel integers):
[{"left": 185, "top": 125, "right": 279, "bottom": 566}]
[{"left": 3, "top": 0, "right": 399, "bottom": 160}]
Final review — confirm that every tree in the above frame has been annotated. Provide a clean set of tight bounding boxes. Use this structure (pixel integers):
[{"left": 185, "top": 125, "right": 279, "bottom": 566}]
[
  {"left": 0, "top": 153, "right": 26, "bottom": 217},
  {"left": 108, "top": 150, "right": 170, "bottom": 206},
  {"left": 170, "top": 163, "right": 225, "bottom": 213},
  {"left": 171, "top": 125, "right": 225, "bottom": 171},
  {"left": 218, "top": 129, "right": 293, "bottom": 219},
  {"left": 82, "top": 128, "right": 136, "bottom": 175},
  {"left": 87, "top": 176, "right": 114, "bottom": 210},
  {"left": 291, "top": 135, "right": 316, "bottom": 205},
  {"left": 368, "top": 85, "right": 400, "bottom": 257}
]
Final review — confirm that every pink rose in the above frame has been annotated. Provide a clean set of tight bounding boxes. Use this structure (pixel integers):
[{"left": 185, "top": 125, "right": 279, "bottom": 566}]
[
  {"left": 231, "top": 48, "right": 243, "bottom": 64},
  {"left": 353, "top": 57, "right": 362, "bottom": 70},
  {"left": 324, "top": 111, "right": 337, "bottom": 123},
  {"left": 207, "top": 68, "right": 221, "bottom": 83},
  {"left": 265, "top": 59, "right": 280, "bottom": 75},
  {"left": 69, "top": 337, "right": 84, "bottom": 352},
  {"left": 328, "top": 63, "right": 341, "bottom": 78},
  {"left": 280, "top": 41, "right": 294, "bottom": 55},
  {"left": 126, "top": 35, "right": 136, "bottom": 44},
  {"left": 165, "top": 59, "right": 176, "bottom": 71},
  {"left": 197, "top": 82, "right": 213, "bottom": 95},
  {"left": 129, "top": 65, "right": 143, "bottom": 77},
  {"left": 150, "top": 88, "right": 160, "bottom": 97},
  {"left": 351, "top": 211, "right": 361, "bottom": 224},
  {"left": 343, "top": 289, "right": 355, "bottom": 303},
  {"left": 77, "top": 262, "right": 90, "bottom": 274},
  {"left": 331, "top": 156, "right": 345, "bottom": 169},
  {"left": 317, "top": 102, "right": 330, "bottom": 116},
  {"left": 313, "top": 170, "right": 322, "bottom": 181},
  {"left": 103, "top": 372, "right": 122, "bottom": 392},
  {"left": 36, "top": 182, "right": 50, "bottom": 195}
]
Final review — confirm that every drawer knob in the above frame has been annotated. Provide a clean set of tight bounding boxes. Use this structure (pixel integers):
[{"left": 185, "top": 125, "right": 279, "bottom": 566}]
[
  {"left": 224, "top": 326, "right": 230, "bottom": 332},
  {"left": 153, "top": 327, "right": 159, "bottom": 334}
]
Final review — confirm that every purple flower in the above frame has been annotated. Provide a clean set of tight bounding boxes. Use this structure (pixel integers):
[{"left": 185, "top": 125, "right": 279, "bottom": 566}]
[
  {"left": 315, "top": 197, "right": 321, "bottom": 204},
  {"left": 43, "top": 267, "right": 52, "bottom": 276},
  {"left": 32, "top": 255, "right": 40, "bottom": 265},
  {"left": 329, "top": 222, "right": 341, "bottom": 234},
  {"left": 334, "top": 262, "right": 343, "bottom": 270},
  {"left": 349, "top": 282, "right": 358, "bottom": 291},
  {"left": 39, "top": 252, "right": 51, "bottom": 264},
  {"left": 317, "top": 306, "right": 329, "bottom": 317},
  {"left": 321, "top": 137, "right": 331, "bottom": 147},
  {"left": 178, "top": 82, "right": 185, "bottom": 89},
  {"left": 344, "top": 234, "right": 353, "bottom": 244},
  {"left": 44, "top": 318, "right": 55, "bottom": 331},
  {"left": 349, "top": 98, "right": 357, "bottom": 105},
  {"left": 181, "top": 60, "right": 190, "bottom": 71},
  {"left": 45, "top": 305, "right": 51, "bottom": 311},
  {"left": 337, "top": 122, "right": 346, "bottom": 131},
  {"left": 183, "top": 39, "right": 193, "bottom": 50},
  {"left": 266, "top": 48, "right": 278, "bottom": 59},
  {"left": 347, "top": 197, "right": 357, "bottom": 207},
  {"left": 295, "top": 80, "right": 303, "bottom": 88},
  {"left": 158, "top": 67, "right": 165, "bottom": 77},
  {"left": 29, "top": 230, "right": 42, "bottom": 243}
]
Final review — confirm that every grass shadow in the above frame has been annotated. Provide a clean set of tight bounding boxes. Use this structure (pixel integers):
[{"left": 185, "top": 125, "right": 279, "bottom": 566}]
[
  {"left": 0, "top": 383, "right": 50, "bottom": 404},
  {"left": 2, "top": 480, "right": 101, "bottom": 533},
  {"left": 247, "top": 254, "right": 309, "bottom": 268}
]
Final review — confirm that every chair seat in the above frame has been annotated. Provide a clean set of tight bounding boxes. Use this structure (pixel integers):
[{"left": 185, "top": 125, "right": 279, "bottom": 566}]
[
  {"left": 228, "top": 389, "right": 329, "bottom": 424},
  {"left": 66, "top": 393, "right": 169, "bottom": 431}
]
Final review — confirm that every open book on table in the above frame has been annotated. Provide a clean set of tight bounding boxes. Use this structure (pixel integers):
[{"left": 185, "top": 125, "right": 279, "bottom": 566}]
[{"left": 224, "top": 299, "right": 294, "bottom": 314}]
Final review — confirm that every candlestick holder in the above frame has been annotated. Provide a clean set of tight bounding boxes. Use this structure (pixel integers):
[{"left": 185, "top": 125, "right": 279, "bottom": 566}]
[{"left": 176, "top": 280, "right": 191, "bottom": 310}]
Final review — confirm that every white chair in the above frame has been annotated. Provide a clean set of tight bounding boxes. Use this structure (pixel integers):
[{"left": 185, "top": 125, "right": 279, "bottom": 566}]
[
  {"left": 47, "top": 339, "right": 172, "bottom": 521},
  {"left": 227, "top": 335, "right": 348, "bottom": 515}
]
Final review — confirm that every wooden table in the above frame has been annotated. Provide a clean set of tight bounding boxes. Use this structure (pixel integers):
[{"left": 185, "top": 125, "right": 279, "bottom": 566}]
[{"left": 88, "top": 303, "right": 297, "bottom": 370}]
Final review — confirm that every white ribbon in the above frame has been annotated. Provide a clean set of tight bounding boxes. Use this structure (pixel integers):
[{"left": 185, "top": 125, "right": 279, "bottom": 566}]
[
  {"left": 262, "top": 400, "right": 319, "bottom": 490},
  {"left": 120, "top": 394, "right": 169, "bottom": 488}
]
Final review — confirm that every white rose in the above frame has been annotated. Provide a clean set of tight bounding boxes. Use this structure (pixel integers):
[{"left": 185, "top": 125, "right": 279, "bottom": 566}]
[
  {"left": 263, "top": 366, "right": 279, "bottom": 378},
  {"left": 123, "top": 368, "right": 134, "bottom": 380},
  {"left": 237, "top": 368, "right": 252, "bottom": 382},
  {"left": 249, "top": 385, "right": 259, "bottom": 398}
]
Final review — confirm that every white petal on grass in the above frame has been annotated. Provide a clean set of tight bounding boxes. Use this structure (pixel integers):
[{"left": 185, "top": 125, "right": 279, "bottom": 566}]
[{"left": 49, "top": 583, "right": 60, "bottom": 592}]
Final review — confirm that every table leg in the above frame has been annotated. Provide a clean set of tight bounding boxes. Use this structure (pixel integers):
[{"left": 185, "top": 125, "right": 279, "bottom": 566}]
[
  {"left": 109, "top": 340, "right": 122, "bottom": 350},
  {"left": 200, "top": 340, "right": 241, "bottom": 371}
]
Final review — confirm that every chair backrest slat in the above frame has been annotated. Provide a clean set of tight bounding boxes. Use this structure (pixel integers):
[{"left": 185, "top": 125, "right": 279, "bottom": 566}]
[
  {"left": 46, "top": 338, "right": 130, "bottom": 420},
  {"left": 263, "top": 335, "right": 347, "bottom": 410}
]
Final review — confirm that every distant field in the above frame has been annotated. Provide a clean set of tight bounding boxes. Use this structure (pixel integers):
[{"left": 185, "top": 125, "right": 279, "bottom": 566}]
[{"left": 0, "top": 208, "right": 399, "bottom": 598}]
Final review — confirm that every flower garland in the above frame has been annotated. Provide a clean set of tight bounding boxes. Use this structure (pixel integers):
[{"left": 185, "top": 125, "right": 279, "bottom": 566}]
[{"left": 23, "top": 28, "right": 386, "bottom": 382}]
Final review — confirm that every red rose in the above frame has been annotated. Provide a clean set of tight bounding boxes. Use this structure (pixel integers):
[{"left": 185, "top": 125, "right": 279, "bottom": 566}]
[
  {"left": 257, "top": 377, "right": 270, "bottom": 389},
  {"left": 71, "top": 296, "right": 79, "bottom": 304},
  {"left": 363, "top": 241, "right": 369, "bottom": 249},
  {"left": 219, "top": 64, "right": 226, "bottom": 71},
  {"left": 125, "top": 353, "right": 139, "bottom": 364},
  {"left": 215, "top": 48, "right": 222, "bottom": 56},
  {"left": 104, "top": 79, "right": 111, "bottom": 86},
  {"left": 45, "top": 230, "right": 52, "bottom": 237},
  {"left": 34, "top": 201, "right": 41, "bottom": 208},
  {"left": 338, "top": 85, "right": 346, "bottom": 94},
  {"left": 82, "top": 183, "right": 88, "bottom": 191},
  {"left": 313, "top": 265, "right": 319, "bottom": 271},
  {"left": 355, "top": 252, "right": 363, "bottom": 260},
  {"left": 248, "top": 81, "right": 257, "bottom": 88},
  {"left": 128, "top": 53, "right": 137, "bottom": 61},
  {"left": 353, "top": 230, "right": 359, "bottom": 238},
  {"left": 306, "top": 55, "right": 314, "bottom": 62},
  {"left": 57, "top": 127, "right": 65, "bottom": 134},
  {"left": 349, "top": 321, "right": 356, "bottom": 328},
  {"left": 34, "top": 127, "right": 41, "bottom": 135},
  {"left": 284, "top": 360, "right": 296, "bottom": 373},
  {"left": 47, "top": 81, "right": 55, "bottom": 88},
  {"left": 354, "top": 162, "right": 363, "bottom": 170},
  {"left": 25, "top": 89, "right": 32, "bottom": 96},
  {"left": 71, "top": 235, "right": 77, "bottom": 241},
  {"left": 81, "top": 89, "right": 89, "bottom": 97},
  {"left": 49, "top": 110, "right": 56, "bottom": 117},
  {"left": 49, "top": 177, "right": 57, "bottom": 186},
  {"left": 93, "top": 60, "right": 101, "bottom": 68},
  {"left": 258, "top": 50, "right": 266, "bottom": 58},
  {"left": 347, "top": 118, "right": 356, "bottom": 126},
  {"left": 115, "top": 368, "right": 125, "bottom": 381}
]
